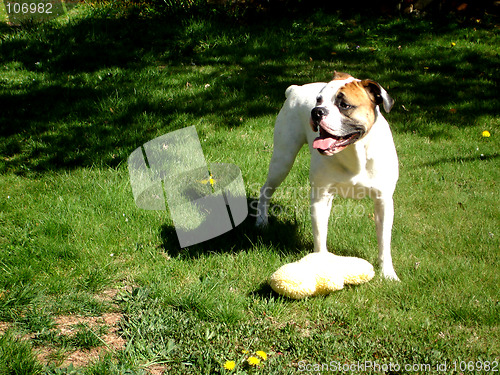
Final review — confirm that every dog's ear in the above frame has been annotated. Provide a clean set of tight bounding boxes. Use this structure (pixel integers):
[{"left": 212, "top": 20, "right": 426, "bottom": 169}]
[{"left": 361, "top": 80, "right": 394, "bottom": 113}]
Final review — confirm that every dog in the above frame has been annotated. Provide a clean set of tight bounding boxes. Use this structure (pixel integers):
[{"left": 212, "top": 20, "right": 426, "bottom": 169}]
[{"left": 256, "top": 72, "right": 399, "bottom": 280}]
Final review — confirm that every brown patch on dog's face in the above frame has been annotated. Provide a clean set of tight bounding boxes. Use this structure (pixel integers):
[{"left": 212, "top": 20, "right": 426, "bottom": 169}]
[{"left": 335, "top": 79, "right": 381, "bottom": 134}]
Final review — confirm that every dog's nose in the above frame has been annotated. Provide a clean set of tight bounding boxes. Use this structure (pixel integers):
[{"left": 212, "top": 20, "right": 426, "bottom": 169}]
[{"left": 311, "top": 107, "right": 329, "bottom": 122}]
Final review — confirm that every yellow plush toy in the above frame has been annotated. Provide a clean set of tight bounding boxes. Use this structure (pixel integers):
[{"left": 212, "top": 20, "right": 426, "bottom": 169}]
[{"left": 269, "top": 252, "right": 375, "bottom": 299}]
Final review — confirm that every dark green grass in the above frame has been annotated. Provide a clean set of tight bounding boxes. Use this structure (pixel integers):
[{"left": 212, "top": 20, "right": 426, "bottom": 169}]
[{"left": 0, "top": 3, "right": 499, "bottom": 374}]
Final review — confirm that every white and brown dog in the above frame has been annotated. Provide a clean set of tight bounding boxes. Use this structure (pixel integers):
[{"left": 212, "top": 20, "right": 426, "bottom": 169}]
[{"left": 256, "top": 72, "right": 400, "bottom": 280}]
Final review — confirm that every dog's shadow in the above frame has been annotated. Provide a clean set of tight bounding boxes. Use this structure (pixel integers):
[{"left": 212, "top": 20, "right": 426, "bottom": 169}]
[
  {"left": 159, "top": 198, "right": 305, "bottom": 259},
  {"left": 158, "top": 198, "right": 374, "bottom": 302}
]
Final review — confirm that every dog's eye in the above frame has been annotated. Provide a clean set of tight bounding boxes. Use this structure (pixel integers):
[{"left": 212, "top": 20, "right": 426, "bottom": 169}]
[{"left": 338, "top": 100, "right": 353, "bottom": 110}]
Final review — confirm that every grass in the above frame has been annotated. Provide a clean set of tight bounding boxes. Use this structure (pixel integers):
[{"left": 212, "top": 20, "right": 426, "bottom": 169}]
[{"left": 0, "top": 2, "right": 499, "bottom": 373}]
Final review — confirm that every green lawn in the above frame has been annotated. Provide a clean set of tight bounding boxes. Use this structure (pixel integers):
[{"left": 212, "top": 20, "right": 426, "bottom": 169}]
[{"left": 0, "top": 3, "right": 499, "bottom": 374}]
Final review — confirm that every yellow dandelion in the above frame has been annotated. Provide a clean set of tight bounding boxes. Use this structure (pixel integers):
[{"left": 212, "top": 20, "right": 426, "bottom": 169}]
[
  {"left": 247, "top": 356, "right": 261, "bottom": 366},
  {"left": 223, "top": 360, "right": 236, "bottom": 370},
  {"left": 451, "top": 42, "right": 456, "bottom": 47},
  {"left": 482, "top": 130, "right": 491, "bottom": 137},
  {"left": 256, "top": 351, "right": 267, "bottom": 361},
  {"left": 200, "top": 174, "right": 215, "bottom": 187},
  {"left": 241, "top": 349, "right": 249, "bottom": 354}
]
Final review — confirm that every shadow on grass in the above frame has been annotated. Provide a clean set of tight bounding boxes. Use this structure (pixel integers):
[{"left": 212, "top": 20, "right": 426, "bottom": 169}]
[
  {"left": 250, "top": 281, "right": 278, "bottom": 300},
  {"left": 421, "top": 152, "right": 499, "bottom": 167},
  {"left": 0, "top": 8, "right": 498, "bottom": 174},
  {"left": 159, "top": 198, "right": 306, "bottom": 258},
  {"left": 158, "top": 193, "right": 371, "bottom": 263}
]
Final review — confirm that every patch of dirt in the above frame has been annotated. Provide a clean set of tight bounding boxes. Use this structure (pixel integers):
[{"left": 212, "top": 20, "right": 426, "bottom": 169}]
[
  {"left": 0, "top": 321, "right": 11, "bottom": 335},
  {"left": 36, "top": 312, "right": 127, "bottom": 368},
  {"left": 0, "top": 286, "right": 146, "bottom": 369},
  {"left": 146, "top": 365, "right": 168, "bottom": 375}
]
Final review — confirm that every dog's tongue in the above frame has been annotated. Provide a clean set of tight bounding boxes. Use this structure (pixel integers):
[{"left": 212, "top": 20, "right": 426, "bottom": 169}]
[{"left": 313, "top": 136, "right": 336, "bottom": 150}]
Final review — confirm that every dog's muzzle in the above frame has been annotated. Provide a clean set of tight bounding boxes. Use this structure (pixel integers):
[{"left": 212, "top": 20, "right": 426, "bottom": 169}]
[
  {"left": 310, "top": 107, "right": 362, "bottom": 156},
  {"left": 311, "top": 107, "right": 329, "bottom": 125}
]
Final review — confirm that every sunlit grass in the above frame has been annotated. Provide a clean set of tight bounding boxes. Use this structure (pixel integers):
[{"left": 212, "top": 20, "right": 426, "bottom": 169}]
[{"left": 0, "top": 3, "right": 498, "bottom": 373}]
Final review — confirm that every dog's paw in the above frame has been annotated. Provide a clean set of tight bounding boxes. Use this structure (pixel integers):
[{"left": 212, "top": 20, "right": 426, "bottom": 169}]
[
  {"left": 382, "top": 269, "right": 400, "bottom": 281},
  {"left": 255, "top": 215, "right": 269, "bottom": 228}
]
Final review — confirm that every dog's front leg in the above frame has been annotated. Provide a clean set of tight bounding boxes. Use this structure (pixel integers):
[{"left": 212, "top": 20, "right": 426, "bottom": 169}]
[
  {"left": 311, "top": 186, "right": 333, "bottom": 253},
  {"left": 374, "top": 196, "right": 399, "bottom": 280}
]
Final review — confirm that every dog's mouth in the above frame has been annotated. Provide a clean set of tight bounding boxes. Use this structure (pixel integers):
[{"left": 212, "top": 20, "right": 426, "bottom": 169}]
[{"left": 313, "top": 126, "right": 362, "bottom": 155}]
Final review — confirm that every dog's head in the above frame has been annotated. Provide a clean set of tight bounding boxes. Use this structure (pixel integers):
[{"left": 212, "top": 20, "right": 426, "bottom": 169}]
[{"left": 310, "top": 72, "right": 394, "bottom": 156}]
